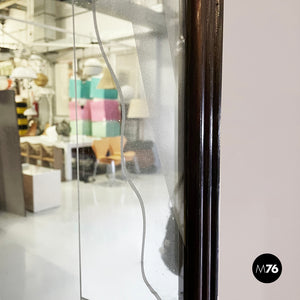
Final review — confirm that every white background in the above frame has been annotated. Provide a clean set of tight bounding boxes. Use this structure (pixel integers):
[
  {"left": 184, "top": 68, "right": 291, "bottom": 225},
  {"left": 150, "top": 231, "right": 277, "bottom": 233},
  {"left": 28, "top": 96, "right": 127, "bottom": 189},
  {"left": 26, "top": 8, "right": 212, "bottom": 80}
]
[{"left": 220, "top": 0, "right": 300, "bottom": 299}]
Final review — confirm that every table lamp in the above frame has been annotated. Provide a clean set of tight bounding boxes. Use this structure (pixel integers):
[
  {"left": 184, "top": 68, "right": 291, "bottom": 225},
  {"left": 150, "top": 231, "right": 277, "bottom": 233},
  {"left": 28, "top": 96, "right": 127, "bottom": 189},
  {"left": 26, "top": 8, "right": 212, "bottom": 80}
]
[{"left": 127, "top": 98, "right": 149, "bottom": 140}]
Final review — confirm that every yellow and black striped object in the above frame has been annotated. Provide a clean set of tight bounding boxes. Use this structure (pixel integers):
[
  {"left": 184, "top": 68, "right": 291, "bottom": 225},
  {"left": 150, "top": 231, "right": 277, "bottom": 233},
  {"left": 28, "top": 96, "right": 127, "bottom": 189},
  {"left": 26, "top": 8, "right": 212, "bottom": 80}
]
[{"left": 16, "top": 102, "right": 28, "bottom": 136}]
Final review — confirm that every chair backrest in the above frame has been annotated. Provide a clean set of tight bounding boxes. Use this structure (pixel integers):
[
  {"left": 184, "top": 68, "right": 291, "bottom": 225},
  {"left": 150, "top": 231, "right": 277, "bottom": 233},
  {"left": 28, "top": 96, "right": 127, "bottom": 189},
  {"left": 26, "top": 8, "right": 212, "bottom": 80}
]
[
  {"left": 92, "top": 139, "right": 110, "bottom": 159},
  {"left": 108, "top": 136, "right": 127, "bottom": 155}
]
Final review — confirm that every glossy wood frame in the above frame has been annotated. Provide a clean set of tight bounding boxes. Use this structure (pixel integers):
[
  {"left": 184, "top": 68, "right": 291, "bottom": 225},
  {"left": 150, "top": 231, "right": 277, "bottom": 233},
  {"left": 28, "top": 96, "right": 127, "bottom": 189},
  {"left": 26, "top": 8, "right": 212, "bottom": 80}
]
[{"left": 184, "top": 0, "right": 224, "bottom": 299}]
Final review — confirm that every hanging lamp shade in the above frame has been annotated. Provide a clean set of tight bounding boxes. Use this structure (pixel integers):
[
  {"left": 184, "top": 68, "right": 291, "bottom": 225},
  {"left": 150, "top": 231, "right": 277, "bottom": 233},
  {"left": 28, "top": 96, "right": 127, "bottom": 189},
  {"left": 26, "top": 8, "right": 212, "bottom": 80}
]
[
  {"left": 97, "top": 67, "right": 116, "bottom": 89},
  {"left": 84, "top": 58, "right": 102, "bottom": 77},
  {"left": 10, "top": 67, "right": 37, "bottom": 80},
  {"left": 24, "top": 105, "right": 38, "bottom": 116},
  {"left": 34, "top": 73, "right": 48, "bottom": 86}
]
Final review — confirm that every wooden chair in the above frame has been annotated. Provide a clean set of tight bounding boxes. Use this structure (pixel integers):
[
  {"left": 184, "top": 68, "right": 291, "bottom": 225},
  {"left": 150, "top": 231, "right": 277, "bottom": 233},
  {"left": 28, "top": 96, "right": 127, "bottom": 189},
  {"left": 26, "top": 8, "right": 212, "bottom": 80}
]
[
  {"left": 91, "top": 137, "right": 140, "bottom": 184},
  {"left": 107, "top": 136, "right": 140, "bottom": 174},
  {"left": 92, "top": 138, "right": 121, "bottom": 183}
]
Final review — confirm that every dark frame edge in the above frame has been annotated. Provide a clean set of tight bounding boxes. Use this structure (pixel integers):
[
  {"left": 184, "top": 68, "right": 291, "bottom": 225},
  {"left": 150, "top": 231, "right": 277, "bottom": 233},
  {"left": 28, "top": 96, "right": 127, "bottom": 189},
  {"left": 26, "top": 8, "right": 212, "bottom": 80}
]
[{"left": 183, "top": 0, "right": 224, "bottom": 299}]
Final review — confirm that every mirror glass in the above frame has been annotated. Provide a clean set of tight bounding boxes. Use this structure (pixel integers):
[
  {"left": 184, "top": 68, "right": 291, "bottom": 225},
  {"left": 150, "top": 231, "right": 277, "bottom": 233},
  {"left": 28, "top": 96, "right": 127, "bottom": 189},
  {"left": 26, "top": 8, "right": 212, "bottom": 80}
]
[{"left": 0, "top": 0, "right": 185, "bottom": 299}]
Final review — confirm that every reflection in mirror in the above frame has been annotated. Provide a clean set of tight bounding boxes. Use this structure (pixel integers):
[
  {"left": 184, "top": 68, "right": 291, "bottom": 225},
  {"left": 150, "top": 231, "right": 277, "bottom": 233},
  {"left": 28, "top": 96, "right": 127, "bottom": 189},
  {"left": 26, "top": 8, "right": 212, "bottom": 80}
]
[{"left": 0, "top": 0, "right": 184, "bottom": 299}]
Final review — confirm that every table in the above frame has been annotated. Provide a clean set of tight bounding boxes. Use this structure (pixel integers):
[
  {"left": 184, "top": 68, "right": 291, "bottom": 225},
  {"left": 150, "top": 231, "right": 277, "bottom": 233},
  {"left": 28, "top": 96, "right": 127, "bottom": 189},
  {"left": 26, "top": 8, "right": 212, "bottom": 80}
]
[{"left": 20, "top": 135, "right": 98, "bottom": 181}]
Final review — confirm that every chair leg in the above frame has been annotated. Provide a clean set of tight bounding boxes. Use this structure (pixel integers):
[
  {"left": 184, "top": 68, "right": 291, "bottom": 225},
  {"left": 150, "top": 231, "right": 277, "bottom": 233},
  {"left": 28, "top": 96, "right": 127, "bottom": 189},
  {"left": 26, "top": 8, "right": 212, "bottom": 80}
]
[
  {"left": 93, "top": 161, "right": 99, "bottom": 180},
  {"left": 106, "top": 160, "right": 116, "bottom": 186},
  {"left": 133, "top": 156, "right": 141, "bottom": 174},
  {"left": 111, "top": 160, "right": 116, "bottom": 181}
]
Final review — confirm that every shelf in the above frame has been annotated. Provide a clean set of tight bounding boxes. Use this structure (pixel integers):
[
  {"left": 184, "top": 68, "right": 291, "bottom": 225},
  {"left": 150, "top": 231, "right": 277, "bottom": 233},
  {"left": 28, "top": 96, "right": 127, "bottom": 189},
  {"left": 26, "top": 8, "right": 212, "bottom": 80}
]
[{"left": 20, "top": 142, "right": 65, "bottom": 181}]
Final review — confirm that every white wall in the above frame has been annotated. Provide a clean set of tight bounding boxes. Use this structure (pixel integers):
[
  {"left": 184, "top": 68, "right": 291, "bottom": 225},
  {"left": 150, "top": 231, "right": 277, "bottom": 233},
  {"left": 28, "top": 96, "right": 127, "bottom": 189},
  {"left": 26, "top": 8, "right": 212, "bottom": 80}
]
[{"left": 220, "top": 1, "right": 300, "bottom": 299}]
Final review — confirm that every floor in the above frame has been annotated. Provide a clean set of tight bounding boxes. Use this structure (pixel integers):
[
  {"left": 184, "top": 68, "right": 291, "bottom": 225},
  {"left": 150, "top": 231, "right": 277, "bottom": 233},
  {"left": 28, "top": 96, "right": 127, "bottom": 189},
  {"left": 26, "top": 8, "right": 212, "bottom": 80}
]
[{"left": 0, "top": 173, "right": 179, "bottom": 300}]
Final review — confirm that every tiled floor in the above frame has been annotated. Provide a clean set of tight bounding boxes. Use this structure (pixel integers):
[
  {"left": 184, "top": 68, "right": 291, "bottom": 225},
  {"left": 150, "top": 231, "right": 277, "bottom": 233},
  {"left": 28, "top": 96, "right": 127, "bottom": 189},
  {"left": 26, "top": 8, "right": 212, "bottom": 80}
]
[{"left": 0, "top": 173, "right": 179, "bottom": 300}]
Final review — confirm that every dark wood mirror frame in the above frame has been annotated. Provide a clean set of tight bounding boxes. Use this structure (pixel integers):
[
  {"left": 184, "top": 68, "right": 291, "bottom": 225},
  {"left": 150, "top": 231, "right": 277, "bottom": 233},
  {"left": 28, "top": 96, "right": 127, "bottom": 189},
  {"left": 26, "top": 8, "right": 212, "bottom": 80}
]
[{"left": 184, "top": 0, "right": 224, "bottom": 299}]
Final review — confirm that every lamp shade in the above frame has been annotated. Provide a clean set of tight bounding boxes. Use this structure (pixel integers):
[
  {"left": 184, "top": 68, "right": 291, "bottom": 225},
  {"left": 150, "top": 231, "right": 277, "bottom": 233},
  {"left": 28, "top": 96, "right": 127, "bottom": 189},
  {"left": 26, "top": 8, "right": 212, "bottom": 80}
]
[
  {"left": 97, "top": 67, "right": 116, "bottom": 89},
  {"left": 28, "top": 54, "right": 43, "bottom": 62},
  {"left": 24, "top": 106, "right": 38, "bottom": 116},
  {"left": 34, "top": 73, "right": 48, "bottom": 86},
  {"left": 10, "top": 67, "right": 37, "bottom": 80},
  {"left": 121, "top": 85, "right": 134, "bottom": 103},
  {"left": 127, "top": 98, "right": 149, "bottom": 119},
  {"left": 84, "top": 58, "right": 102, "bottom": 77}
]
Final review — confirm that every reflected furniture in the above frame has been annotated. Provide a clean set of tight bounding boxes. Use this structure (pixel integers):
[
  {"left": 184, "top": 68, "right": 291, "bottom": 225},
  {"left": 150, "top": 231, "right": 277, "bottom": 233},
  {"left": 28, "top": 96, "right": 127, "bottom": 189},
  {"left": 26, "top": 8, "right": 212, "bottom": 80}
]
[
  {"left": 91, "top": 136, "right": 139, "bottom": 183},
  {"left": 16, "top": 101, "right": 28, "bottom": 136},
  {"left": 108, "top": 136, "right": 140, "bottom": 174},
  {"left": 69, "top": 101, "right": 92, "bottom": 136},
  {"left": 124, "top": 140, "right": 160, "bottom": 173},
  {"left": 22, "top": 164, "right": 61, "bottom": 212},
  {"left": 20, "top": 135, "right": 97, "bottom": 181},
  {"left": 92, "top": 138, "right": 117, "bottom": 182},
  {"left": 0, "top": 90, "right": 25, "bottom": 216},
  {"left": 20, "top": 142, "right": 64, "bottom": 180},
  {"left": 127, "top": 98, "right": 149, "bottom": 140}
]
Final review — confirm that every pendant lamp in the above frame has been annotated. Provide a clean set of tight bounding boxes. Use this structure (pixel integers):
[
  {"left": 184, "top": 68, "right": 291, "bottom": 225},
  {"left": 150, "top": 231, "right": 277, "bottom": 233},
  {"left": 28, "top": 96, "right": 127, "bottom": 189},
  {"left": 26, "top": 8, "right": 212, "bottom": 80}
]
[{"left": 97, "top": 67, "right": 116, "bottom": 89}]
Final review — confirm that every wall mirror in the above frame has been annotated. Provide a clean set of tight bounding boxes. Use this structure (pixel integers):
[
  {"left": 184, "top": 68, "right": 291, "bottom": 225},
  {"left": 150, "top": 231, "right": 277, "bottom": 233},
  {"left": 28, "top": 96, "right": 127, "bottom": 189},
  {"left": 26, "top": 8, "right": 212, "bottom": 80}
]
[{"left": 0, "top": 1, "right": 223, "bottom": 299}]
